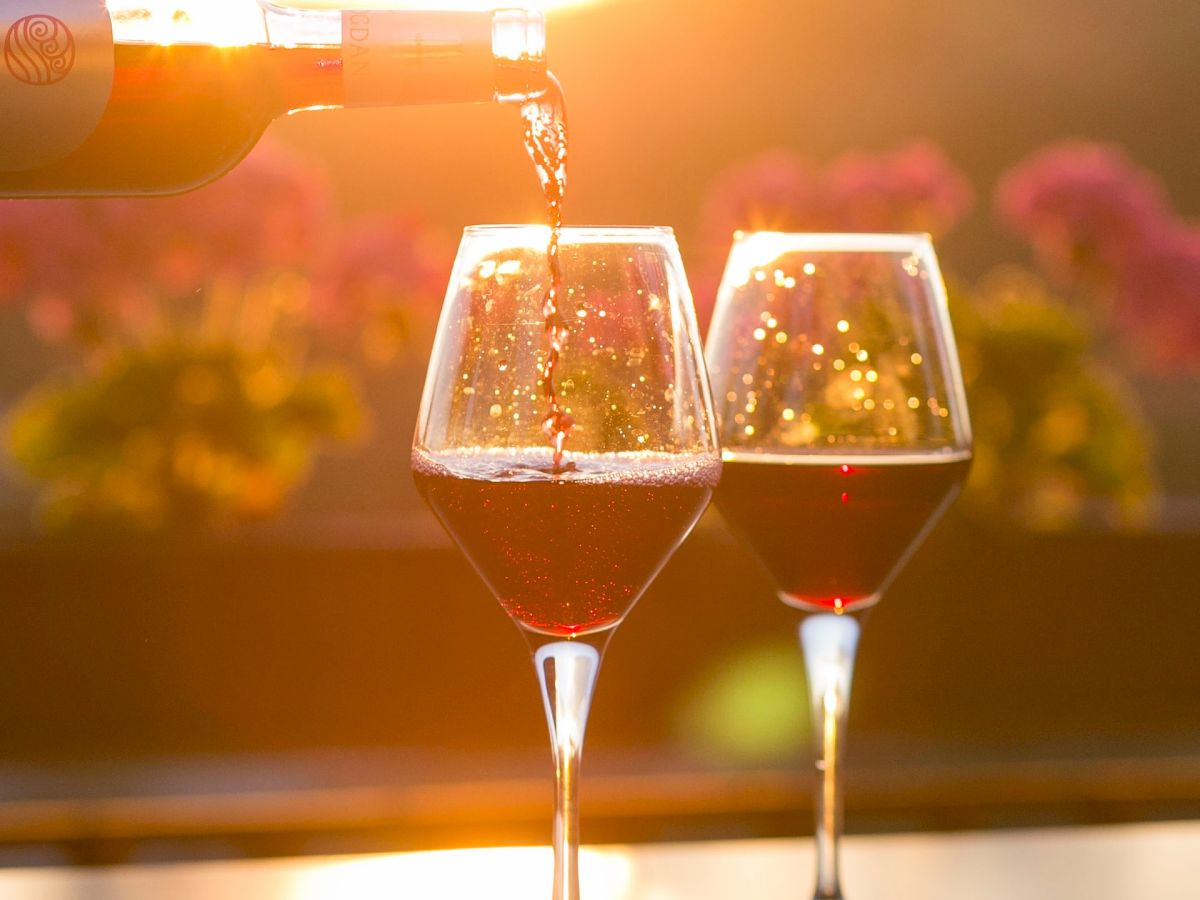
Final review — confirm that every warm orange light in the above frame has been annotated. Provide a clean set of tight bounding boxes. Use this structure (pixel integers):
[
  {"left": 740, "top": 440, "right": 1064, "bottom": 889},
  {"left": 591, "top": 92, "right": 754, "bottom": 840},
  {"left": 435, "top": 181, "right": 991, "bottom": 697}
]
[
  {"left": 427, "top": 0, "right": 599, "bottom": 10},
  {"left": 106, "top": 1, "right": 267, "bottom": 45},
  {"left": 107, "top": 0, "right": 591, "bottom": 47},
  {"left": 292, "top": 846, "right": 633, "bottom": 899},
  {"left": 286, "top": 0, "right": 598, "bottom": 11}
]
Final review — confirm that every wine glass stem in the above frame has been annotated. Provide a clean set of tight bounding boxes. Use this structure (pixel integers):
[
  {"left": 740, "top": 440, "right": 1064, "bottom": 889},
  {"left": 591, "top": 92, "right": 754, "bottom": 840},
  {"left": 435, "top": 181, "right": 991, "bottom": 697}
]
[
  {"left": 535, "top": 640, "right": 602, "bottom": 900},
  {"left": 799, "top": 614, "right": 862, "bottom": 900}
]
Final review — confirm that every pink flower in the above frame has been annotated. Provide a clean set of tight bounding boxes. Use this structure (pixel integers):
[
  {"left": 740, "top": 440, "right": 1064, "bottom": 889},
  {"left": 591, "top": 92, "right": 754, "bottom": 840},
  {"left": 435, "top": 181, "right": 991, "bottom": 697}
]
[
  {"left": 0, "top": 200, "right": 110, "bottom": 302},
  {"left": 0, "top": 139, "right": 334, "bottom": 347},
  {"left": 695, "top": 151, "right": 825, "bottom": 326},
  {"left": 0, "top": 202, "right": 45, "bottom": 301},
  {"left": 313, "top": 214, "right": 452, "bottom": 336},
  {"left": 695, "top": 142, "right": 973, "bottom": 328},
  {"left": 99, "top": 139, "right": 335, "bottom": 296},
  {"left": 995, "top": 141, "right": 1171, "bottom": 285},
  {"left": 823, "top": 140, "right": 974, "bottom": 237},
  {"left": 26, "top": 293, "right": 76, "bottom": 343},
  {"left": 1115, "top": 227, "right": 1200, "bottom": 372},
  {"left": 698, "top": 150, "right": 826, "bottom": 249}
]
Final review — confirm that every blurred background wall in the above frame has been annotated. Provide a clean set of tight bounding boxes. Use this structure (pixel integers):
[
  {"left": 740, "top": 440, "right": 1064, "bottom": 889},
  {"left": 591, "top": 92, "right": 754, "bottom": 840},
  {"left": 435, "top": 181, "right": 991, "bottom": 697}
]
[{"left": 273, "top": 0, "right": 1200, "bottom": 274}]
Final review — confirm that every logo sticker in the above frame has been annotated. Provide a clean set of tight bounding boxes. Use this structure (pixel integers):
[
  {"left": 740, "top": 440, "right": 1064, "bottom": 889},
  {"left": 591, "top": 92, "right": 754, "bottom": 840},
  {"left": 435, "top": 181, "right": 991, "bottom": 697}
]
[
  {"left": 0, "top": 1, "right": 113, "bottom": 173},
  {"left": 5, "top": 15, "right": 75, "bottom": 86}
]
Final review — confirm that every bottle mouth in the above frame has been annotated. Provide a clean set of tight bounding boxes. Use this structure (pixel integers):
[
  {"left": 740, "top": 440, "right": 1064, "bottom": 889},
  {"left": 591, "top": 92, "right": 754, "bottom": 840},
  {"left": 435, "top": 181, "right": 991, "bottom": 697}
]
[
  {"left": 492, "top": 9, "right": 546, "bottom": 62},
  {"left": 492, "top": 9, "right": 547, "bottom": 102}
]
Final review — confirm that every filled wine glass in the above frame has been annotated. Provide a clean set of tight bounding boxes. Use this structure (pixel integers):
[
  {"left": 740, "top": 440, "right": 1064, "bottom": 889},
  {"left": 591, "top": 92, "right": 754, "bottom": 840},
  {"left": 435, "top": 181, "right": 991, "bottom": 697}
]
[
  {"left": 413, "top": 225, "right": 720, "bottom": 900},
  {"left": 705, "top": 232, "right": 972, "bottom": 899}
]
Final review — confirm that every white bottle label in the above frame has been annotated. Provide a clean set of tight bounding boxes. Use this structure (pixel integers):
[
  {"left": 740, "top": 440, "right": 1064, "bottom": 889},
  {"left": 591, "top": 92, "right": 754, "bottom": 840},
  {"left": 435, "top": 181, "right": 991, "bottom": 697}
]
[
  {"left": 0, "top": 0, "right": 113, "bottom": 171},
  {"left": 341, "top": 10, "right": 493, "bottom": 108}
]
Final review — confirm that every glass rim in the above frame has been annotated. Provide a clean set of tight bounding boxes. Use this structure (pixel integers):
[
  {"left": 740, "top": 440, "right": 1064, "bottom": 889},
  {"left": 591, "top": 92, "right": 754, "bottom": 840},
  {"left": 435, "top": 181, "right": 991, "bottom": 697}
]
[
  {"left": 462, "top": 224, "right": 676, "bottom": 241},
  {"left": 730, "top": 230, "right": 934, "bottom": 252}
]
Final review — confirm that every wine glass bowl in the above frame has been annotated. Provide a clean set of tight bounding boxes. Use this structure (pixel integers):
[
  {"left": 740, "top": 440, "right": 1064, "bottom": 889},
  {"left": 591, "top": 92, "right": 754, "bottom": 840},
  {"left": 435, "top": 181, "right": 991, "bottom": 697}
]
[
  {"left": 414, "top": 225, "right": 719, "bottom": 638},
  {"left": 705, "top": 231, "right": 971, "bottom": 899},
  {"left": 706, "top": 231, "right": 972, "bottom": 614}
]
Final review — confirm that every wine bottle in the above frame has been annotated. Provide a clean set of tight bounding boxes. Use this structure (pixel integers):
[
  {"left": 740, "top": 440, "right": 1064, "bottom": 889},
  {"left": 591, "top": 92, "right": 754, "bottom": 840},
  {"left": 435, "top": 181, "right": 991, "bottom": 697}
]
[{"left": 0, "top": 1, "right": 546, "bottom": 196}]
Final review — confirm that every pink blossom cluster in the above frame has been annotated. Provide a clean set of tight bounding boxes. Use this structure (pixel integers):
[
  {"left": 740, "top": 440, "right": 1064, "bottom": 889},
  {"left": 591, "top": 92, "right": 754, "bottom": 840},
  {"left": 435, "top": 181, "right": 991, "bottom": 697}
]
[
  {"left": 0, "top": 139, "right": 446, "bottom": 355},
  {"left": 312, "top": 213, "right": 451, "bottom": 335},
  {"left": 997, "top": 141, "right": 1200, "bottom": 371},
  {"left": 698, "top": 150, "right": 826, "bottom": 248},
  {"left": 1115, "top": 226, "right": 1200, "bottom": 371},
  {"left": 995, "top": 142, "right": 1168, "bottom": 284},
  {"left": 0, "top": 141, "right": 331, "bottom": 346},
  {"left": 2, "top": 142, "right": 328, "bottom": 292},
  {"left": 700, "top": 140, "right": 975, "bottom": 251},
  {"left": 695, "top": 141, "right": 974, "bottom": 324}
]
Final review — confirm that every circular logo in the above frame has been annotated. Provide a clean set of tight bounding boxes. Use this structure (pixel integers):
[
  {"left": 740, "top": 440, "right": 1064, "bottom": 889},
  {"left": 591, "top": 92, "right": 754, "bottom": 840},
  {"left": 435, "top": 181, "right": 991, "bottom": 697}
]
[{"left": 4, "top": 15, "right": 76, "bottom": 86}]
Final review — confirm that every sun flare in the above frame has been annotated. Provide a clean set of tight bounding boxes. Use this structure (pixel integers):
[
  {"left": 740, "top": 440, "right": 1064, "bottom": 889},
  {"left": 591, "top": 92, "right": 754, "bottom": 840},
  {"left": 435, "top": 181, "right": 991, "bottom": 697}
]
[
  {"left": 256, "top": 0, "right": 598, "bottom": 12},
  {"left": 106, "top": 0, "right": 594, "bottom": 47}
]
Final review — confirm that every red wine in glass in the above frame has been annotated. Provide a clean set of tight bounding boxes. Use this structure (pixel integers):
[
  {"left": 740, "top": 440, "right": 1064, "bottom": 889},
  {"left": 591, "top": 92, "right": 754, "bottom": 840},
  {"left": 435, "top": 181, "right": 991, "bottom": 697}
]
[
  {"left": 718, "top": 452, "right": 970, "bottom": 613},
  {"left": 413, "top": 448, "right": 719, "bottom": 636}
]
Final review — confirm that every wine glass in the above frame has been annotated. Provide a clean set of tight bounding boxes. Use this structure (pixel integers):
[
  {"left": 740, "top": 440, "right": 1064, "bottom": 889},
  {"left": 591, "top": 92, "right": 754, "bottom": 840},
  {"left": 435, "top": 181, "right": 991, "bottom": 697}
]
[
  {"left": 413, "top": 225, "right": 720, "bottom": 900},
  {"left": 704, "top": 232, "right": 972, "bottom": 899}
]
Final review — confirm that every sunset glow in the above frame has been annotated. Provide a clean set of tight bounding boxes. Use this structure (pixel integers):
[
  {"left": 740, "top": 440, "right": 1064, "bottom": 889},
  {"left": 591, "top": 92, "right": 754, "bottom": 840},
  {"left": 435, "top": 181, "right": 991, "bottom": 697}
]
[
  {"left": 107, "top": 0, "right": 268, "bottom": 45},
  {"left": 264, "top": 0, "right": 597, "bottom": 12},
  {"left": 106, "top": 0, "right": 591, "bottom": 47}
]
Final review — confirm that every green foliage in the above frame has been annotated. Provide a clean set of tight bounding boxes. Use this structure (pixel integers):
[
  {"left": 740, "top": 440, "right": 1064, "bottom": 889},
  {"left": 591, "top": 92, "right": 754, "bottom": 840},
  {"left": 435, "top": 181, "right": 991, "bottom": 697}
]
[
  {"left": 7, "top": 342, "right": 361, "bottom": 536},
  {"left": 949, "top": 269, "right": 1155, "bottom": 530}
]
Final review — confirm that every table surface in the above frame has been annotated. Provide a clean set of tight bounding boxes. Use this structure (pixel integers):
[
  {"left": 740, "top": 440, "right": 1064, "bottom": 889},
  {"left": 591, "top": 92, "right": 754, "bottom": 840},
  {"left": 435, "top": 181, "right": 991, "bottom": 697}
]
[{"left": 1, "top": 820, "right": 1197, "bottom": 900}]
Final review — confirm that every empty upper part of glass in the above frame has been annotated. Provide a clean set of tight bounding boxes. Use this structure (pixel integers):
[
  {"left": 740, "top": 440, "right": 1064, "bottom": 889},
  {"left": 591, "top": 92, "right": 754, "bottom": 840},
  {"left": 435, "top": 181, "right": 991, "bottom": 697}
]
[{"left": 705, "top": 231, "right": 971, "bottom": 458}]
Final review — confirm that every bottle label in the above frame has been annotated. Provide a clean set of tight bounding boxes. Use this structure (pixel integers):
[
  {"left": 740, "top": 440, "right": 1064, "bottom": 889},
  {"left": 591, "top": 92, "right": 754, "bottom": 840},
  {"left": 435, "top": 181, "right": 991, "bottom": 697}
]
[
  {"left": 0, "top": 0, "right": 113, "bottom": 171},
  {"left": 342, "top": 10, "right": 493, "bottom": 108}
]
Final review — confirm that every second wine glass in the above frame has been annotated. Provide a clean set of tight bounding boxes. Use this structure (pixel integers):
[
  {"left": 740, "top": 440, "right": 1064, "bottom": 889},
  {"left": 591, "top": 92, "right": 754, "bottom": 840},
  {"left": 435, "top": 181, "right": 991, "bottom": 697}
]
[
  {"left": 705, "top": 232, "right": 972, "bottom": 899},
  {"left": 413, "top": 225, "right": 720, "bottom": 900}
]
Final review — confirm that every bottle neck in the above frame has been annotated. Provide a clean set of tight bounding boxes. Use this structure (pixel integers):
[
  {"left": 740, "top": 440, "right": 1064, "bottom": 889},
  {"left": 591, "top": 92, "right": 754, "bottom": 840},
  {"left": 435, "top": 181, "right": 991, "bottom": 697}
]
[{"left": 338, "top": 9, "right": 542, "bottom": 108}]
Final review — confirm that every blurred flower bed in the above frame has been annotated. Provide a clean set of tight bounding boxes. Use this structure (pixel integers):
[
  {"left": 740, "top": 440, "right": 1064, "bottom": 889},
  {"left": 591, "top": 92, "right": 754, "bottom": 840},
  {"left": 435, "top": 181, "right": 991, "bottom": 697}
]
[
  {"left": 0, "top": 140, "right": 448, "bottom": 537},
  {"left": 0, "top": 137, "right": 1194, "bottom": 538},
  {"left": 698, "top": 140, "right": 1199, "bottom": 531}
]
